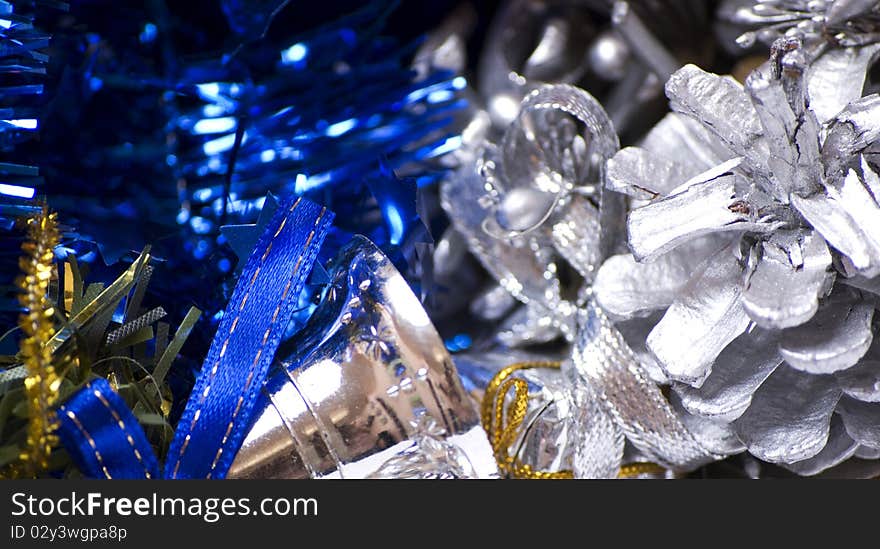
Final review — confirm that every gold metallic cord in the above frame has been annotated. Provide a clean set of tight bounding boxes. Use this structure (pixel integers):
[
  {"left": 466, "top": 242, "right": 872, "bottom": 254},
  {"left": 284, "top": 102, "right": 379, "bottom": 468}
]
[
  {"left": 481, "top": 361, "right": 667, "bottom": 479},
  {"left": 481, "top": 361, "right": 572, "bottom": 479},
  {"left": 618, "top": 462, "right": 668, "bottom": 478}
]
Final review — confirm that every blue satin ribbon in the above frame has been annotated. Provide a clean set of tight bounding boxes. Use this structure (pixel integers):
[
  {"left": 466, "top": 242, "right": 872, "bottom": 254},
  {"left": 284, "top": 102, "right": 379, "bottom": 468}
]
[
  {"left": 57, "top": 196, "right": 333, "bottom": 479},
  {"left": 57, "top": 378, "right": 160, "bottom": 479},
  {"left": 166, "top": 197, "right": 333, "bottom": 478}
]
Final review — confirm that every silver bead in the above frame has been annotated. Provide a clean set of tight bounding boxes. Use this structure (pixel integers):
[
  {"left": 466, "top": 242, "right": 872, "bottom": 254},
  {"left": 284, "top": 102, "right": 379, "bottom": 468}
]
[
  {"left": 496, "top": 186, "right": 557, "bottom": 232},
  {"left": 588, "top": 30, "right": 630, "bottom": 81}
]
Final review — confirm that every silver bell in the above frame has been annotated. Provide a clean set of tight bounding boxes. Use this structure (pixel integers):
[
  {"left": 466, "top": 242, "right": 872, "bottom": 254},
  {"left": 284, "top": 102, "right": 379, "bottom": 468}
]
[{"left": 228, "top": 236, "right": 497, "bottom": 478}]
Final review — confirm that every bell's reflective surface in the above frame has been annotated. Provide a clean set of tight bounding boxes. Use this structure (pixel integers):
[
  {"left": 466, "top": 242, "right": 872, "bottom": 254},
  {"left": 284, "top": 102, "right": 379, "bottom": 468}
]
[{"left": 228, "top": 236, "right": 496, "bottom": 478}]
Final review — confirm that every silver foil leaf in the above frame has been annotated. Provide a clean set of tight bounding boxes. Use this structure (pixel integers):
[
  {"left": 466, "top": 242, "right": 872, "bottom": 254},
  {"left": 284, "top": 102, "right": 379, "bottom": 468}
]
[
  {"left": 594, "top": 235, "right": 729, "bottom": 320},
  {"left": 569, "top": 302, "right": 722, "bottom": 471},
  {"left": 807, "top": 43, "right": 880, "bottom": 124},
  {"left": 841, "top": 272, "right": 880, "bottom": 296},
  {"left": 822, "top": 94, "right": 880, "bottom": 180},
  {"left": 639, "top": 112, "right": 735, "bottom": 177},
  {"left": 833, "top": 166, "right": 880, "bottom": 260},
  {"left": 835, "top": 351, "right": 880, "bottom": 402},
  {"left": 665, "top": 65, "right": 769, "bottom": 173},
  {"left": 669, "top": 391, "right": 747, "bottom": 455},
  {"left": 837, "top": 396, "right": 880, "bottom": 449},
  {"left": 860, "top": 154, "right": 880, "bottom": 200},
  {"left": 675, "top": 326, "right": 783, "bottom": 422},
  {"left": 733, "top": 365, "right": 841, "bottom": 463},
  {"left": 741, "top": 229, "right": 833, "bottom": 329},
  {"left": 815, "top": 455, "right": 880, "bottom": 478},
  {"left": 627, "top": 158, "right": 778, "bottom": 261},
  {"left": 778, "top": 295, "right": 874, "bottom": 374},
  {"left": 594, "top": 253, "right": 684, "bottom": 320},
  {"left": 745, "top": 54, "right": 822, "bottom": 199},
  {"left": 855, "top": 445, "right": 880, "bottom": 459},
  {"left": 791, "top": 171, "right": 880, "bottom": 277},
  {"left": 647, "top": 243, "right": 752, "bottom": 386},
  {"left": 606, "top": 147, "right": 690, "bottom": 200},
  {"left": 782, "top": 415, "right": 858, "bottom": 476}
]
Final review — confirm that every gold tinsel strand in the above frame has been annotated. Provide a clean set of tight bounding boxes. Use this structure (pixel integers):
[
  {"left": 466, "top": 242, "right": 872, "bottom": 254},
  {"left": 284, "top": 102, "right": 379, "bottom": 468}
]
[{"left": 15, "top": 207, "right": 62, "bottom": 478}]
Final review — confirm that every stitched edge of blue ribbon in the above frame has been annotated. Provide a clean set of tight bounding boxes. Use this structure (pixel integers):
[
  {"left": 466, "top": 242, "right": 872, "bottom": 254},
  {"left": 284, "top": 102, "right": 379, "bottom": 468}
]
[{"left": 57, "top": 378, "right": 160, "bottom": 479}]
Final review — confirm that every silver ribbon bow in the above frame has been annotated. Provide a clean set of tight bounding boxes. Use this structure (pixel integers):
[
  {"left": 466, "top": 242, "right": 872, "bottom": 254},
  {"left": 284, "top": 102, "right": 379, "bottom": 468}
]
[{"left": 565, "top": 301, "right": 725, "bottom": 477}]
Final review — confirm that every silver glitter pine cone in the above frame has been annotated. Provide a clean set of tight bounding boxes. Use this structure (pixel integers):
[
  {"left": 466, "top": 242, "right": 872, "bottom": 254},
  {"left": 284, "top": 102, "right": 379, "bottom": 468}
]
[{"left": 596, "top": 36, "right": 880, "bottom": 474}]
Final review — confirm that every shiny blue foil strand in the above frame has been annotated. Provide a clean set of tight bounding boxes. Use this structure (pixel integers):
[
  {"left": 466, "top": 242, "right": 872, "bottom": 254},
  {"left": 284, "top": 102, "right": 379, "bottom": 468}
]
[
  {"left": 34, "top": 0, "right": 463, "bottom": 272},
  {"left": 0, "top": 1, "right": 66, "bottom": 351},
  {"left": 220, "top": 0, "right": 290, "bottom": 38},
  {"left": 6, "top": 1, "right": 463, "bottom": 405},
  {"left": 168, "top": 0, "right": 464, "bottom": 362},
  {"left": 172, "top": 1, "right": 465, "bottom": 264},
  {"left": 0, "top": 1, "right": 63, "bottom": 201}
]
